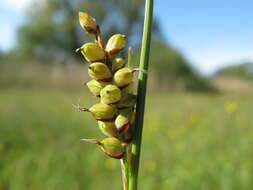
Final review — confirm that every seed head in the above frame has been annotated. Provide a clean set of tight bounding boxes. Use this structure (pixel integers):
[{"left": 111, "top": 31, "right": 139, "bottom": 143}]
[
  {"left": 98, "top": 121, "right": 118, "bottom": 137},
  {"left": 79, "top": 12, "right": 98, "bottom": 34},
  {"left": 100, "top": 85, "right": 121, "bottom": 105},
  {"left": 113, "top": 68, "right": 133, "bottom": 87},
  {"left": 77, "top": 15, "right": 136, "bottom": 159},
  {"left": 112, "top": 58, "right": 126, "bottom": 72},
  {"left": 106, "top": 34, "right": 126, "bottom": 55},
  {"left": 77, "top": 42, "right": 106, "bottom": 62},
  {"left": 88, "top": 62, "right": 112, "bottom": 81},
  {"left": 100, "top": 137, "right": 125, "bottom": 159}
]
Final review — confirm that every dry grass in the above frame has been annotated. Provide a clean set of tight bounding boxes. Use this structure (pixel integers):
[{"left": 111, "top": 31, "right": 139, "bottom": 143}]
[
  {"left": 0, "top": 63, "right": 89, "bottom": 90},
  {"left": 211, "top": 76, "right": 253, "bottom": 94}
]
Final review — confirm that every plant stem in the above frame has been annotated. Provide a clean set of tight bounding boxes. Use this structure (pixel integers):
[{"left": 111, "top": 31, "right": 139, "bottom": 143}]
[
  {"left": 129, "top": 0, "right": 153, "bottom": 189},
  {"left": 121, "top": 144, "right": 133, "bottom": 190},
  {"left": 120, "top": 156, "right": 129, "bottom": 190}
]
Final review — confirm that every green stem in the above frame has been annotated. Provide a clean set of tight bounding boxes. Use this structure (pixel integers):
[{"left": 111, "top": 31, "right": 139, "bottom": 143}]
[
  {"left": 129, "top": 0, "right": 153, "bottom": 189},
  {"left": 120, "top": 156, "right": 129, "bottom": 190}
]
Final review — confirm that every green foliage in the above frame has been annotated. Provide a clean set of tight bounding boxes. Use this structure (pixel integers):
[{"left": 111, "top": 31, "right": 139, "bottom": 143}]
[
  {"left": 0, "top": 88, "right": 253, "bottom": 189},
  {"left": 147, "top": 40, "right": 213, "bottom": 91},
  {"left": 150, "top": 41, "right": 192, "bottom": 77},
  {"left": 216, "top": 62, "right": 253, "bottom": 81}
]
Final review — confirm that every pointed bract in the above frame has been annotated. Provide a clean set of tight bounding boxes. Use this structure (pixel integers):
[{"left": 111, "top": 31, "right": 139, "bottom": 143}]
[
  {"left": 88, "top": 62, "right": 112, "bottom": 81},
  {"left": 77, "top": 42, "right": 106, "bottom": 62},
  {"left": 106, "top": 34, "right": 126, "bottom": 55},
  {"left": 100, "top": 137, "right": 125, "bottom": 159},
  {"left": 79, "top": 12, "right": 98, "bottom": 34},
  {"left": 113, "top": 68, "right": 133, "bottom": 87},
  {"left": 98, "top": 121, "right": 118, "bottom": 137},
  {"left": 100, "top": 85, "right": 121, "bottom": 105},
  {"left": 89, "top": 103, "right": 117, "bottom": 121}
]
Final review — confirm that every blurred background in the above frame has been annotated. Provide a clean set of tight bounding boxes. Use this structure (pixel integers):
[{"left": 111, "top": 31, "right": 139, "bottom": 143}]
[{"left": 0, "top": 0, "right": 253, "bottom": 189}]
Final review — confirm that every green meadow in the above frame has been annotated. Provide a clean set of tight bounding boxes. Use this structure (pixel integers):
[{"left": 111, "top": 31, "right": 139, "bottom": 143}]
[{"left": 1, "top": 88, "right": 253, "bottom": 190}]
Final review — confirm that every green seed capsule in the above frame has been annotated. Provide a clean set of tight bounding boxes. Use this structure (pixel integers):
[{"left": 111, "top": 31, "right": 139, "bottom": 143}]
[
  {"left": 113, "top": 68, "right": 133, "bottom": 87},
  {"left": 112, "top": 58, "right": 126, "bottom": 72},
  {"left": 77, "top": 42, "right": 106, "bottom": 62},
  {"left": 88, "top": 62, "right": 112, "bottom": 81},
  {"left": 86, "top": 80, "right": 109, "bottom": 97},
  {"left": 121, "top": 82, "right": 134, "bottom": 94},
  {"left": 115, "top": 114, "right": 130, "bottom": 134},
  {"left": 118, "top": 93, "right": 136, "bottom": 109},
  {"left": 89, "top": 103, "right": 117, "bottom": 121},
  {"left": 98, "top": 121, "right": 118, "bottom": 137},
  {"left": 79, "top": 12, "right": 98, "bottom": 34},
  {"left": 106, "top": 34, "right": 126, "bottom": 55},
  {"left": 100, "top": 137, "right": 125, "bottom": 159},
  {"left": 80, "top": 137, "right": 124, "bottom": 159},
  {"left": 100, "top": 85, "right": 121, "bottom": 105}
]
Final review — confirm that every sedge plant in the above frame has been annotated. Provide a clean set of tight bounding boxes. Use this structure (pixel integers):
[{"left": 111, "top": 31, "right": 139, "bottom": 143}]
[{"left": 74, "top": 0, "right": 153, "bottom": 189}]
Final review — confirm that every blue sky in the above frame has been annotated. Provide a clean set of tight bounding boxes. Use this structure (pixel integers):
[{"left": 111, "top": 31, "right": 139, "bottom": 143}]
[{"left": 1, "top": 0, "right": 253, "bottom": 75}]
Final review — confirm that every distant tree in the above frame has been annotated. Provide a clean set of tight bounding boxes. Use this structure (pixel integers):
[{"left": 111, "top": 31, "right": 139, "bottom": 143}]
[
  {"left": 0, "top": 50, "right": 3, "bottom": 60},
  {"left": 147, "top": 40, "right": 212, "bottom": 91},
  {"left": 0, "top": 50, "right": 7, "bottom": 64},
  {"left": 14, "top": 0, "right": 162, "bottom": 63},
  {"left": 216, "top": 62, "right": 253, "bottom": 81}
]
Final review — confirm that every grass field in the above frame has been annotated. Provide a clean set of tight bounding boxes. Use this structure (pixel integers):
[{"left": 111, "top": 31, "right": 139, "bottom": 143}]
[{"left": 0, "top": 88, "right": 253, "bottom": 190}]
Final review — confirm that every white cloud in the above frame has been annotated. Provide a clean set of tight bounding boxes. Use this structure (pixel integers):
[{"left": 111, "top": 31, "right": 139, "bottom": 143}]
[
  {"left": 1, "top": 0, "right": 35, "bottom": 12},
  {"left": 201, "top": 51, "right": 253, "bottom": 75},
  {"left": 184, "top": 45, "right": 253, "bottom": 76}
]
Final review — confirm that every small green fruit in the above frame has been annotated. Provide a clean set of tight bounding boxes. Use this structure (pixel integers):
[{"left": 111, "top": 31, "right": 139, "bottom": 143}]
[
  {"left": 89, "top": 103, "right": 117, "bottom": 121},
  {"left": 86, "top": 80, "right": 109, "bottom": 97},
  {"left": 118, "top": 93, "right": 136, "bottom": 109},
  {"left": 115, "top": 114, "right": 130, "bottom": 133},
  {"left": 100, "top": 137, "right": 125, "bottom": 159},
  {"left": 106, "top": 34, "right": 126, "bottom": 55},
  {"left": 98, "top": 121, "right": 118, "bottom": 137},
  {"left": 88, "top": 62, "right": 112, "bottom": 81},
  {"left": 79, "top": 12, "right": 98, "bottom": 34},
  {"left": 77, "top": 42, "right": 106, "bottom": 62},
  {"left": 112, "top": 58, "right": 126, "bottom": 72},
  {"left": 121, "top": 82, "right": 134, "bottom": 94},
  {"left": 113, "top": 68, "right": 133, "bottom": 87},
  {"left": 80, "top": 137, "right": 124, "bottom": 159},
  {"left": 100, "top": 85, "right": 121, "bottom": 105}
]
